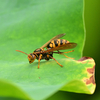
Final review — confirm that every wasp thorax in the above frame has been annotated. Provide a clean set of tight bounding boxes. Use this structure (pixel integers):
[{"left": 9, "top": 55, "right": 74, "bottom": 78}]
[
  {"left": 28, "top": 53, "right": 36, "bottom": 63},
  {"left": 34, "top": 48, "right": 44, "bottom": 52}
]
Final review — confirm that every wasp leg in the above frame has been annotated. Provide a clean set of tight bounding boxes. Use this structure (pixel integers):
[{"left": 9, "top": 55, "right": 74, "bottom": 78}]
[
  {"left": 57, "top": 50, "right": 74, "bottom": 53},
  {"left": 61, "top": 53, "right": 74, "bottom": 59},
  {"left": 62, "top": 50, "right": 74, "bottom": 53},
  {"left": 53, "top": 50, "right": 74, "bottom": 54},
  {"left": 57, "top": 50, "right": 74, "bottom": 59},
  {"left": 38, "top": 54, "right": 42, "bottom": 69},
  {"left": 49, "top": 55, "right": 63, "bottom": 67}
]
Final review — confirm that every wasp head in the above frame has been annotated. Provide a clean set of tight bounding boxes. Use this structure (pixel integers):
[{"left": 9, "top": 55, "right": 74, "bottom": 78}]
[{"left": 28, "top": 53, "right": 36, "bottom": 63}]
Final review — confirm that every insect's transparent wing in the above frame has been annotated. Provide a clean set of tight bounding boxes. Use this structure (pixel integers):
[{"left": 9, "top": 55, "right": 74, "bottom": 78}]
[{"left": 40, "top": 33, "right": 66, "bottom": 49}]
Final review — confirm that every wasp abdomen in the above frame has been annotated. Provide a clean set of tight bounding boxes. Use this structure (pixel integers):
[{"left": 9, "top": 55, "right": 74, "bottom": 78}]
[{"left": 47, "top": 39, "right": 69, "bottom": 48}]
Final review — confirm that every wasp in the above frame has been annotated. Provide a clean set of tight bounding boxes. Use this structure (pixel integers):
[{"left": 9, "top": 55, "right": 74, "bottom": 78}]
[{"left": 16, "top": 33, "right": 77, "bottom": 68}]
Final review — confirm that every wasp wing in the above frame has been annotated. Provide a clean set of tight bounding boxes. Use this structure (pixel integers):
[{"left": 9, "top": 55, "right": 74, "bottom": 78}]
[
  {"left": 41, "top": 43, "right": 77, "bottom": 53},
  {"left": 40, "top": 33, "right": 66, "bottom": 49}
]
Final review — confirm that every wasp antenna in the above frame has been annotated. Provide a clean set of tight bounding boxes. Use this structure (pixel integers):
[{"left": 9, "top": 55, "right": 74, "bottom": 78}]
[{"left": 16, "top": 50, "right": 28, "bottom": 56}]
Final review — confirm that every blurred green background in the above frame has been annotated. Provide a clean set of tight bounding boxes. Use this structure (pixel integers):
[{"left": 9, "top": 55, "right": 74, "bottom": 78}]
[
  {"left": 0, "top": 0, "right": 99, "bottom": 100},
  {"left": 48, "top": 0, "right": 100, "bottom": 100}
]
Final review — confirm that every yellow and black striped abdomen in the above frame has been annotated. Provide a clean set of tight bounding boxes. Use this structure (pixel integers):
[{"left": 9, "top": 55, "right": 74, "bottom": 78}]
[{"left": 47, "top": 39, "right": 69, "bottom": 48}]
